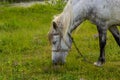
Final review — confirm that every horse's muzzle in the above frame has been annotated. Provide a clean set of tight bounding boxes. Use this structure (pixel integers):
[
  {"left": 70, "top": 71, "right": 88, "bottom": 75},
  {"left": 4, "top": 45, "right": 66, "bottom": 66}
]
[{"left": 52, "top": 60, "right": 65, "bottom": 65}]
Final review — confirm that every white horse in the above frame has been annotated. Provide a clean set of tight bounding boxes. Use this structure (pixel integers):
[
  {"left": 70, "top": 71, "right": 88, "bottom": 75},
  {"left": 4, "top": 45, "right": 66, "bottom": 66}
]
[{"left": 48, "top": 0, "right": 120, "bottom": 66}]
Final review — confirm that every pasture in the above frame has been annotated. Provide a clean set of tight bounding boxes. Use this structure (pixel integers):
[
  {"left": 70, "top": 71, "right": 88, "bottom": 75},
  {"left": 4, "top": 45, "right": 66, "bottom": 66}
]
[{"left": 0, "top": 2, "right": 120, "bottom": 80}]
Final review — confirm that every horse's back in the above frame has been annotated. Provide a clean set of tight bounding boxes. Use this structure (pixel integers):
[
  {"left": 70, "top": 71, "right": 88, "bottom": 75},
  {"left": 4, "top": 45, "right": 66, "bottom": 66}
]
[
  {"left": 91, "top": 0, "right": 120, "bottom": 25},
  {"left": 65, "top": 0, "right": 120, "bottom": 25}
]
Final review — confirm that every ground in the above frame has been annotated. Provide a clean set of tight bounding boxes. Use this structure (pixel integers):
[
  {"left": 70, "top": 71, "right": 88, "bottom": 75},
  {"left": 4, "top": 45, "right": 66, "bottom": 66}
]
[{"left": 0, "top": 2, "right": 120, "bottom": 80}]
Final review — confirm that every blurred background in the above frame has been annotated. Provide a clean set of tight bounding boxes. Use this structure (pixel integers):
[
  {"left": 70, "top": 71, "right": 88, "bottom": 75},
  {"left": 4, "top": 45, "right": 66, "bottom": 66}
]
[
  {"left": 0, "top": 0, "right": 68, "bottom": 3},
  {"left": 1, "top": 0, "right": 44, "bottom": 3}
]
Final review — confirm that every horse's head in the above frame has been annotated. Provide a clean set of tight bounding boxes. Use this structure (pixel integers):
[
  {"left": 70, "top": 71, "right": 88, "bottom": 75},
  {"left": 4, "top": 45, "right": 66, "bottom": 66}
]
[{"left": 48, "top": 17, "right": 72, "bottom": 65}]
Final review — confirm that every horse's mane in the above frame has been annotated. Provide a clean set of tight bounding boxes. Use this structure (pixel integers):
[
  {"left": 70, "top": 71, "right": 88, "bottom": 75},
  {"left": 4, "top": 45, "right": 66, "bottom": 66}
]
[{"left": 48, "top": 0, "right": 73, "bottom": 43}]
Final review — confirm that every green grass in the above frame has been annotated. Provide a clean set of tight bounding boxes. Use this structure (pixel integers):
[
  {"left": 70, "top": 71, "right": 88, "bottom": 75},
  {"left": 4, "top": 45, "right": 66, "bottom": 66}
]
[{"left": 0, "top": 3, "right": 120, "bottom": 80}]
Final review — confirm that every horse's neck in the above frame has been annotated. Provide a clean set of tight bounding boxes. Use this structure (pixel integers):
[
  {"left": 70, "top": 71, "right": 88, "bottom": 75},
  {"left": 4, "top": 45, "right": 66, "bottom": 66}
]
[
  {"left": 66, "top": 1, "right": 86, "bottom": 33},
  {"left": 62, "top": 0, "right": 91, "bottom": 34},
  {"left": 68, "top": 0, "right": 94, "bottom": 33}
]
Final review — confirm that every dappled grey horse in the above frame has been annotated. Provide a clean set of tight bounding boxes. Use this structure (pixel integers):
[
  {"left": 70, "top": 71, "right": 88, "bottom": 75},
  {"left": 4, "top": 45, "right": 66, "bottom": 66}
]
[{"left": 48, "top": 0, "right": 120, "bottom": 66}]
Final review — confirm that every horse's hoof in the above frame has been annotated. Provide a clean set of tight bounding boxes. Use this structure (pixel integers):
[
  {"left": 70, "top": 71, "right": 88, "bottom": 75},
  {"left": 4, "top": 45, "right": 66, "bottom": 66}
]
[{"left": 94, "top": 61, "right": 103, "bottom": 67}]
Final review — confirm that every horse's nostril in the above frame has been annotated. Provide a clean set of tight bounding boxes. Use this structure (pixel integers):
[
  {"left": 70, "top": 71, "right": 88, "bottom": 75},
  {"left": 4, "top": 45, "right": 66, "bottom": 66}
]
[
  {"left": 52, "top": 60, "right": 65, "bottom": 65},
  {"left": 52, "top": 41, "right": 56, "bottom": 45}
]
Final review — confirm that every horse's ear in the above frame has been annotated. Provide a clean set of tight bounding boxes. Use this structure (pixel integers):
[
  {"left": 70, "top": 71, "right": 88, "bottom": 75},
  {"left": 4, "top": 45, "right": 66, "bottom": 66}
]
[{"left": 53, "top": 21, "right": 58, "bottom": 30}]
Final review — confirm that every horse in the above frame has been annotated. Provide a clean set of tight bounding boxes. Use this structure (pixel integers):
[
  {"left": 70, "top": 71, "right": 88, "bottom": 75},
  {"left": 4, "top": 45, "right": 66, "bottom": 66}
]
[{"left": 48, "top": 0, "right": 120, "bottom": 66}]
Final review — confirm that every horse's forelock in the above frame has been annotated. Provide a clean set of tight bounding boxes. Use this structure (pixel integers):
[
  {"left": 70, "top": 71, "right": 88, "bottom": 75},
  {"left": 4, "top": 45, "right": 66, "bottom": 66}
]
[{"left": 48, "top": 14, "right": 67, "bottom": 44}]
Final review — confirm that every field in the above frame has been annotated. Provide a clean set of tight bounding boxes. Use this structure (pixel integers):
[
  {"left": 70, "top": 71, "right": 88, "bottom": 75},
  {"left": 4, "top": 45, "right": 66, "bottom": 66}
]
[{"left": 0, "top": 3, "right": 120, "bottom": 80}]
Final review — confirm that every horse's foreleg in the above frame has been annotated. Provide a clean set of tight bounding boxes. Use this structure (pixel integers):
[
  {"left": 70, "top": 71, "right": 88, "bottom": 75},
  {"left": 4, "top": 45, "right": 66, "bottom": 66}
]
[
  {"left": 94, "top": 26, "right": 107, "bottom": 66},
  {"left": 109, "top": 26, "right": 120, "bottom": 46}
]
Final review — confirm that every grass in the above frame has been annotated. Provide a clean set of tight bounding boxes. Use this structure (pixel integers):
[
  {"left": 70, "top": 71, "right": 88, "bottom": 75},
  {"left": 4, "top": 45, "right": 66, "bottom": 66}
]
[{"left": 0, "top": 3, "right": 120, "bottom": 80}]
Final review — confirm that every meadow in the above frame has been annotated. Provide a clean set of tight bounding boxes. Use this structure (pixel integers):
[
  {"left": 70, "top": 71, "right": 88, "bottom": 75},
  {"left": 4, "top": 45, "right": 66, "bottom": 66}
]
[{"left": 0, "top": 2, "right": 120, "bottom": 80}]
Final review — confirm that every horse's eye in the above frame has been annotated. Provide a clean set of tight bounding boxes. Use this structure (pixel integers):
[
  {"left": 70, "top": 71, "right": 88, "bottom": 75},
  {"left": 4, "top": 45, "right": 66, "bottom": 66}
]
[{"left": 52, "top": 41, "right": 56, "bottom": 45}]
